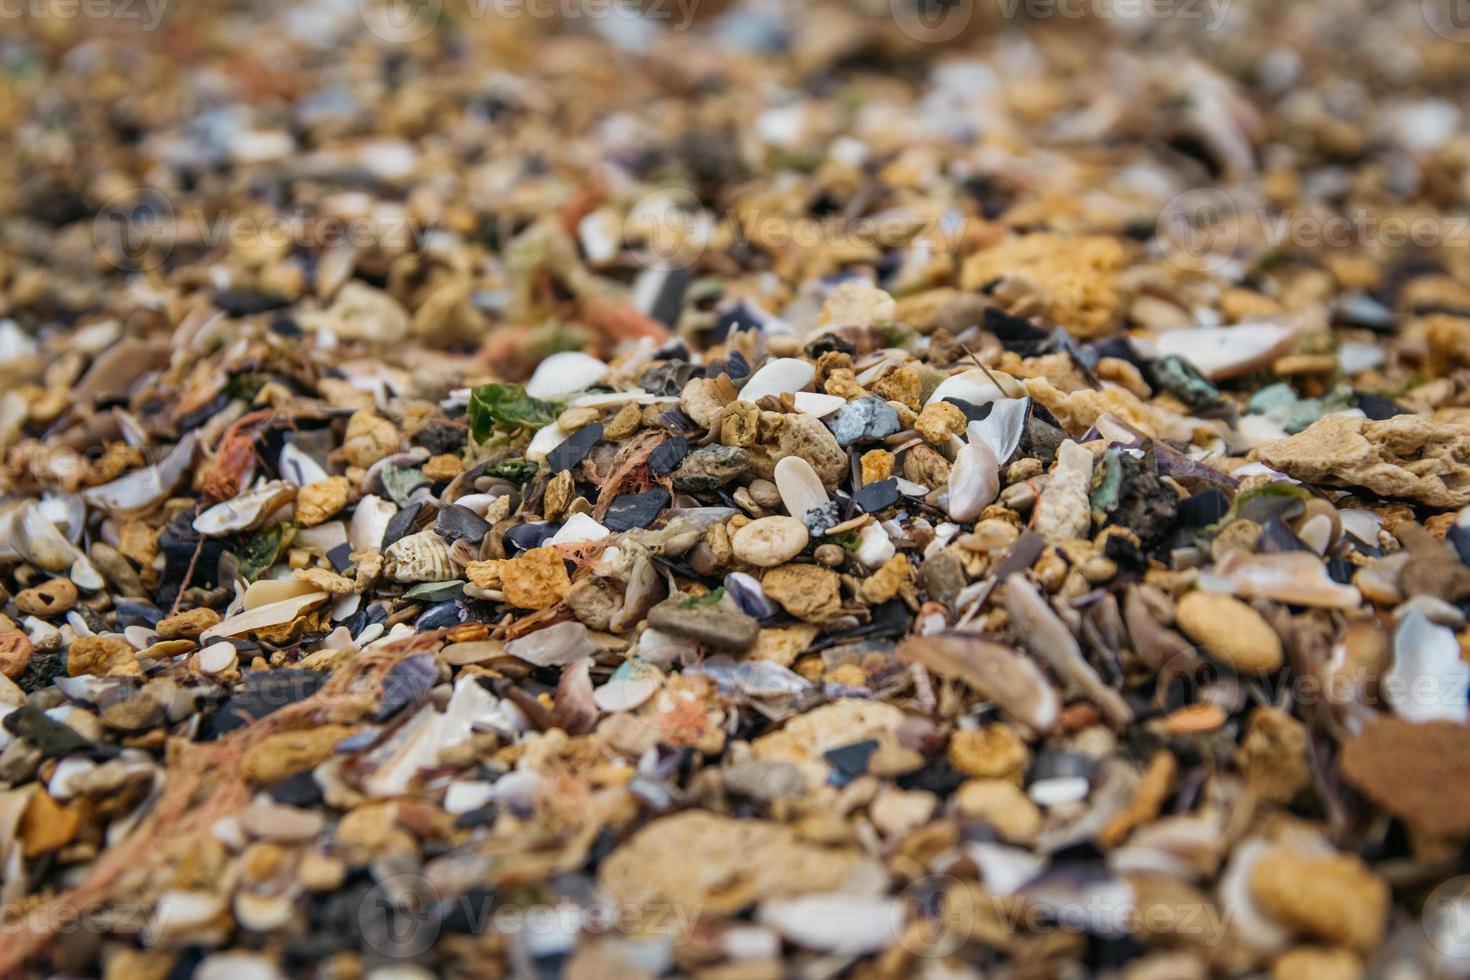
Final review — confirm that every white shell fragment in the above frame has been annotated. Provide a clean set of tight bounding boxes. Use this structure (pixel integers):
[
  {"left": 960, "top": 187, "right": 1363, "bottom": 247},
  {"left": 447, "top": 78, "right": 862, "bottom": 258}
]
[
  {"left": 383, "top": 529, "right": 455, "bottom": 582},
  {"left": 82, "top": 432, "right": 198, "bottom": 515},
  {"left": 774, "top": 456, "right": 829, "bottom": 519},
  {"left": 758, "top": 895, "right": 899, "bottom": 954},
  {"left": 926, "top": 368, "right": 1009, "bottom": 408},
  {"left": 349, "top": 494, "right": 397, "bottom": 551},
  {"left": 792, "top": 391, "right": 846, "bottom": 417},
  {"left": 193, "top": 481, "right": 297, "bottom": 535},
  {"left": 525, "top": 351, "right": 610, "bottom": 399},
  {"left": 279, "top": 441, "right": 330, "bottom": 487},
  {"left": 547, "top": 512, "right": 611, "bottom": 546},
  {"left": 967, "top": 398, "right": 1028, "bottom": 465},
  {"left": 201, "top": 592, "right": 329, "bottom": 642},
  {"left": 946, "top": 443, "right": 1000, "bottom": 522},
  {"left": 1151, "top": 323, "right": 1298, "bottom": 380},
  {"left": 738, "top": 357, "right": 815, "bottom": 403},
  {"left": 1386, "top": 611, "right": 1470, "bottom": 725}
]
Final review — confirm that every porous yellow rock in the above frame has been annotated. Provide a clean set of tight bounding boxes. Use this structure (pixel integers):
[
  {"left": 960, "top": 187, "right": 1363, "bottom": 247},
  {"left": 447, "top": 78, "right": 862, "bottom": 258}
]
[{"left": 960, "top": 233, "right": 1125, "bottom": 338}]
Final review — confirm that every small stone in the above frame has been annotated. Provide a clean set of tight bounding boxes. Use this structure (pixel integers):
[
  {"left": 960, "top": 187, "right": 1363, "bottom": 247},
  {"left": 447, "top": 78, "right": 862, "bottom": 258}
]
[
  {"left": 859, "top": 449, "right": 894, "bottom": 484},
  {"left": 1272, "top": 947, "right": 1364, "bottom": 980},
  {"left": 1249, "top": 849, "right": 1388, "bottom": 952},
  {"left": 860, "top": 554, "right": 910, "bottom": 603},
  {"left": 854, "top": 478, "right": 899, "bottom": 514},
  {"left": 723, "top": 760, "right": 807, "bottom": 801},
  {"left": 732, "top": 516, "right": 809, "bottom": 567},
  {"left": 869, "top": 786, "right": 937, "bottom": 837},
  {"left": 67, "top": 636, "right": 138, "bottom": 677},
  {"left": 434, "top": 504, "right": 492, "bottom": 544},
  {"left": 673, "top": 445, "right": 750, "bottom": 492},
  {"left": 648, "top": 436, "right": 688, "bottom": 476},
  {"left": 20, "top": 790, "right": 80, "bottom": 856},
  {"left": 156, "top": 607, "right": 222, "bottom": 640},
  {"left": 296, "top": 476, "right": 351, "bottom": 527},
  {"left": 954, "top": 779, "right": 1041, "bottom": 842},
  {"left": 500, "top": 547, "right": 572, "bottom": 610},
  {"left": 753, "top": 700, "right": 906, "bottom": 782},
  {"left": 342, "top": 411, "right": 401, "bottom": 468},
  {"left": 777, "top": 414, "right": 847, "bottom": 487},
  {"left": 242, "top": 725, "right": 357, "bottom": 784},
  {"left": 14, "top": 578, "right": 78, "bottom": 618},
  {"left": 1175, "top": 592, "right": 1283, "bottom": 675},
  {"left": 421, "top": 453, "right": 463, "bottom": 482},
  {"left": 949, "top": 725, "right": 1028, "bottom": 781},
  {"left": 597, "top": 811, "right": 883, "bottom": 915},
  {"left": 647, "top": 598, "right": 760, "bottom": 651},
  {"left": 821, "top": 281, "right": 896, "bottom": 328},
  {"left": 762, "top": 564, "right": 843, "bottom": 621},
  {"left": 547, "top": 422, "right": 603, "bottom": 472},
  {"left": 825, "top": 396, "right": 900, "bottom": 447},
  {"left": 0, "top": 630, "right": 34, "bottom": 679},
  {"left": 915, "top": 401, "right": 967, "bottom": 445},
  {"left": 604, "top": 488, "right": 670, "bottom": 532}
]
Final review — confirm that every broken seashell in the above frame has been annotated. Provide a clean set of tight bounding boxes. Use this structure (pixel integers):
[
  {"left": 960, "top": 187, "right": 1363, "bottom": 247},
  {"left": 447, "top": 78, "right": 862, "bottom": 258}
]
[
  {"left": 1151, "top": 323, "right": 1298, "bottom": 380},
  {"left": 506, "top": 621, "right": 597, "bottom": 667},
  {"left": 897, "top": 632, "right": 1059, "bottom": 732},
  {"left": 82, "top": 433, "right": 198, "bottom": 515},
  {"left": 967, "top": 398, "right": 1028, "bottom": 464},
  {"left": 773, "top": 456, "right": 829, "bottom": 520},
  {"left": 1386, "top": 611, "right": 1469, "bottom": 725},
  {"left": 946, "top": 443, "right": 1000, "bottom": 522},
  {"left": 758, "top": 894, "right": 898, "bottom": 954},
  {"left": 201, "top": 592, "right": 328, "bottom": 642},
  {"left": 383, "top": 530, "right": 455, "bottom": 583},
  {"left": 1205, "top": 550, "right": 1361, "bottom": 608},
  {"left": 349, "top": 494, "right": 397, "bottom": 551},
  {"left": 792, "top": 392, "right": 845, "bottom": 417},
  {"left": 194, "top": 481, "right": 297, "bottom": 536},
  {"left": 855, "top": 522, "right": 895, "bottom": 569},
  {"left": 279, "top": 441, "right": 330, "bottom": 487},
  {"left": 525, "top": 351, "right": 610, "bottom": 400},
  {"left": 1006, "top": 576, "right": 1133, "bottom": 726},
  {"left": 739, "top": 357, "right": 815, "bottom": 403},
  {"left": 546, "top": 513, "right": 611, "bottom": 547},
  {"left": 925, "top": 368, "right": 1009, "bottom": 408}
]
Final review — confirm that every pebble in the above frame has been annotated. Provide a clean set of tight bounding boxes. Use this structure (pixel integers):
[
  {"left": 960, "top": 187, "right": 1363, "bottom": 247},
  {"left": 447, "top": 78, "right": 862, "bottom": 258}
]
[
  {"left": 854, "top": 478, "right": 898, "bottom": 514},
  {"left": 14, "top": 578, "right": 78, "bottom": 618},
  {"left": 761, "top": 564, "right": 843, "bottom": 621},
  {"left": 955, "top": 779, "right": 1041, "bottom": 842},
  {"left": 241, "top": 726, "right": 357, "bottom": 785},
  {"left": 1249, "top": 849, "right": 1388, "bottom": 952},
  {"left": 156, "top": 607, "right": 222, "bottom": 640},
  {"left": 0, "top": 630, "right": 34, "bottom": 679},
  {"left": 597, "top": 811, "right": 884, "bottom": 914},
  {"left": 824, "top": 396, "right": 900, "bottom": 447},
  {"left": 673, "top": 445, "right": 750, "bottom": 492},
  {"left": 732, "top": 516, "right": 809, "bottom": 567},
  {"left": 603, "top": 488, "right": 670, "bottom": 532},
  {"left": 547, "top": 422, "right": 604, "bottom": 472},
  {"left": 1175, "top": 591, "right": 1283, "bottom": 675},
  {"left": 949, "top": 725, "right": 1029, "bottom": 781},
  {"left": 647, "top": 598, "right": 760, "bottom": 652}
]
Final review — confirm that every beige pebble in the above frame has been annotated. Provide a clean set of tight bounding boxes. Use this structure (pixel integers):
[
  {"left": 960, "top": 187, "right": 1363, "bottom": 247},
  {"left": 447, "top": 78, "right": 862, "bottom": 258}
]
[
  {"left": 14, "top": 578, "right": 78, "bottom": 618},
  {"left": 731, "top": 516, "right": 809, "bottom": 568},
  {"left": 1175, "top": 591, "right": 1283, "bottom": 675},
  {"left": 955, "top": 779, "right": 1040, "bottom": 843}
]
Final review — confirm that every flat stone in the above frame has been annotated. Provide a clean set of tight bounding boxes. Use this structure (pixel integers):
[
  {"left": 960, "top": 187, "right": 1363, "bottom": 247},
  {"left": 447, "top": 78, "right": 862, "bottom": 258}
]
[
  {"left": 547, "top": 421, "right": 603, "bottom": 472},
  {"left": 1248, "top": 848, "right": 1388, "bottom": 952},
  {"left": 603, "top": 488, "right": 670, "bottom": 532},
  {"left": 854, "top": 478, "right": 899, "bottom": 513},
  {"left": 647, "top": 598, "right": 759, "bottom": 651},
  {"left": 648, "top": 436, "right": 688, "bottom": 476}
]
